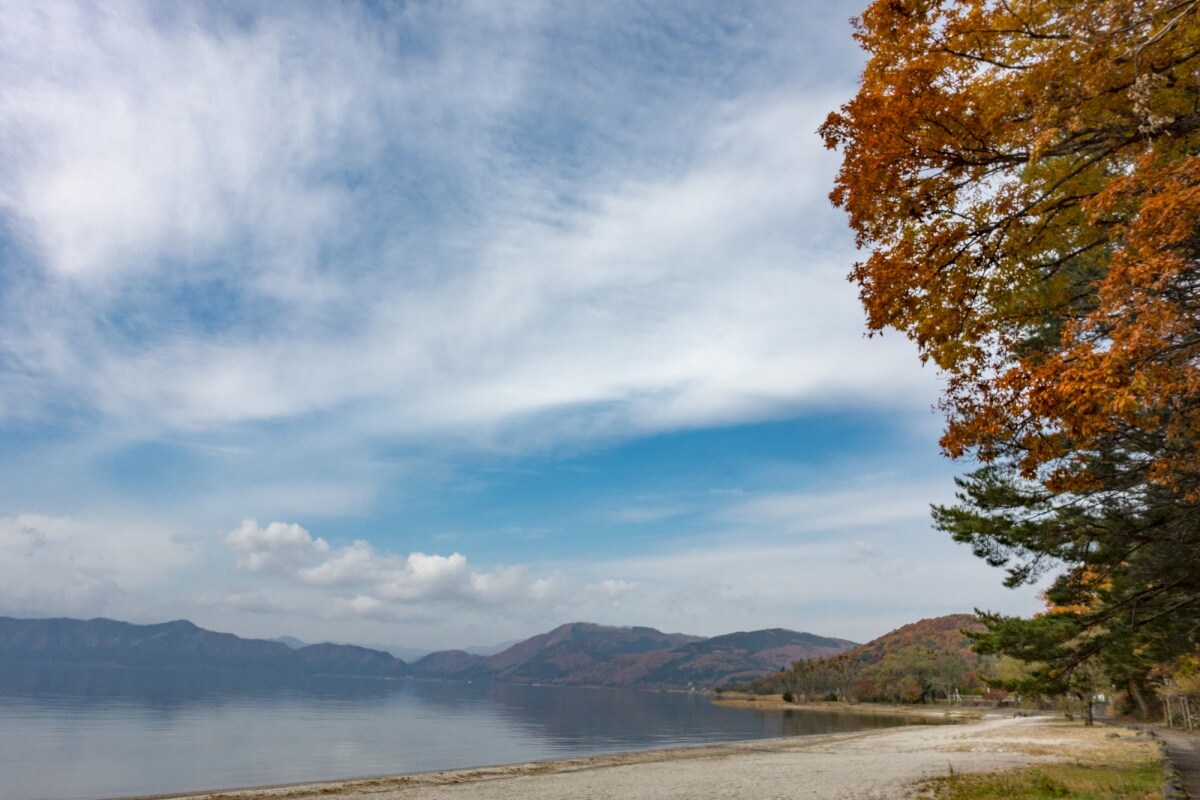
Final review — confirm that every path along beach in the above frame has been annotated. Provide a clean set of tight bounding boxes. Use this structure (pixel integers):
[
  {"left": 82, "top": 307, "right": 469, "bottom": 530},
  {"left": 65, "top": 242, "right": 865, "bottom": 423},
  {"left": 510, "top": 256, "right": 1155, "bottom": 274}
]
[{"left": 156, "top": 713, "right": 1156, "bottom": 800}]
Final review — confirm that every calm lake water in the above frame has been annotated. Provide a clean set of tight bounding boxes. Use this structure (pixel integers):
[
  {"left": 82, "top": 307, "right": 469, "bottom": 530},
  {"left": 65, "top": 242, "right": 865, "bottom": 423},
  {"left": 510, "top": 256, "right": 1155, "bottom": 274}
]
[{"left": 0, "top": 663, "right": 919, "bottom": 800}]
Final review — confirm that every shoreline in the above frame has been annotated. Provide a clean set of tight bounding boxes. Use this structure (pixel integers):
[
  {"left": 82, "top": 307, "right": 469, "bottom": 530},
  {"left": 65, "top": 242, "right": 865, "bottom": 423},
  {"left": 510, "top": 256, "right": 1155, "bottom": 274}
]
[
  {"left": 136, "top": 713, "right": 1157, "bottom": 800},
  {"left": 710, "top": 693, "right": 988, "bottom": 718}
]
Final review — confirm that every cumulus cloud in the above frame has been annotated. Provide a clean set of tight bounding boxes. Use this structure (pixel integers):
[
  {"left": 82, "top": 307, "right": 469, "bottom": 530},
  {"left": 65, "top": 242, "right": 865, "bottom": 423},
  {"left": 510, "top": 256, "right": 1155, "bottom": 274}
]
[
  {"left": 223, "top": 520, "right": 331, "bottom": 575},
  {"left": 221, "top": 520, "right": 634, "bottom": 622}
]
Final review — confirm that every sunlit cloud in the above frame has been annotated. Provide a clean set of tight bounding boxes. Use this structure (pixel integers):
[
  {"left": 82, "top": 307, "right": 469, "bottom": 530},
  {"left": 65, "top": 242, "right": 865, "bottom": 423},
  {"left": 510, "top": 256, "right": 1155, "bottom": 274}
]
[{"left": 220, "top": 520, "right": 637, "bottom": 625}]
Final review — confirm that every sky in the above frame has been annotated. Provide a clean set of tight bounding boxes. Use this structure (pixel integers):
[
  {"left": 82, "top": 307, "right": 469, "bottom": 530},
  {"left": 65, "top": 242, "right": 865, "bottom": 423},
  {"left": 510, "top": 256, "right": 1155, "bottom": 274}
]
[{"left": 0, "top": 1, "right": 1045, "bottom": 652}]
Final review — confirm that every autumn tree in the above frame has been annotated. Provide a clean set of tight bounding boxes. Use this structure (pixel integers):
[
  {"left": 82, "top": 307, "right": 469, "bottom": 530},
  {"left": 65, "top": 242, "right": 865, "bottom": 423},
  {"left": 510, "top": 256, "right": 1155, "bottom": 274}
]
[
  {"left": 822, "top": 0, "right": 1200, "bottom": 708},
  {"left": 873, "top": 645, "right": 938, "bottom": 702}
]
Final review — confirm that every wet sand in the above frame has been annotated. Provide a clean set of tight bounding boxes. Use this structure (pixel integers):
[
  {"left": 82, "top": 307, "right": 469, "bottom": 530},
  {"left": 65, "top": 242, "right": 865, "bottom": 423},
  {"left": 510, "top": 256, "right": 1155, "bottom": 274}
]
[{"left": 152, "top": 714, "right": 1156, "bottom": 800}]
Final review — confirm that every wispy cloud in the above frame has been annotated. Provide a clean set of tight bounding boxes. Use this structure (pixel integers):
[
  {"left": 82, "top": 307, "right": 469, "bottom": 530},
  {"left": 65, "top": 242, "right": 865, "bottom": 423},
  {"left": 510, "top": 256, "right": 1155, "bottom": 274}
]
[
  {"left": 0, "top": 1, "right": 928, "bottom": 449},
  {"left": 0, "top": 2, "right": 1041, "bottom": 648},
  {"left": 0, "top": 513, "right": 195, "bottom": 619},
  {"left": 720, "top": 480, "right": 949, "bottom": 537}
]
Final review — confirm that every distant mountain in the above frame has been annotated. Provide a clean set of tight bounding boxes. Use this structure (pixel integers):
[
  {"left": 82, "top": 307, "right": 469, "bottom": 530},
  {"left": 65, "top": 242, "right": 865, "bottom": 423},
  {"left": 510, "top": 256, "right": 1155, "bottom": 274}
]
[
  {"left": 272, "top": 635, "right": 431, "bottom": 663},
  {"left": 271, "top": 635, "right": 434, "bottom": 663},
  {"left": 357, "top": 643, "right": 434, "bottom": 663},
  {"left": 407, "top": 622, "right": 856, "bottom": 690},
  {"left": 483, "top": 622, "right": 703, "bottom": 680},
  {"left": 411, "top": 649, "right": 490, "bottom": 679},
  {"left": 685, "top": 628, "right": 857, "bottom": 661},
  {"left": 0, "top": 617, "right": 410, "bottom": 679},
  {"left": 289, "top": 642, "right": 411, "bottom": 678},
  {"left": 638, "top": 629, "right": 857, "bottom": 687},
  {"left": 541, "top": 627, "right": 856, "bottom": 689},
  {"left": 463, "top": 639, "right": 521, "bottom": 656},
  {"left": 273, "top": 635, "right": 307, "bottom": 649},
  {"left": 0, "top": 616, "right": 858, "bottom": 690}
]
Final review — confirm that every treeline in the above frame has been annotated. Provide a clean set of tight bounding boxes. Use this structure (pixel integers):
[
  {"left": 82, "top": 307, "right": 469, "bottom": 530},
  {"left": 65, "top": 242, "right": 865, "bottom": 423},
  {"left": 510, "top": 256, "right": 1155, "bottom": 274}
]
[
  {"left": 739, "top": 647, "right": 1008, "bottom": 704},
  {"left": 731, "top": 615, "right": 1024, "bottom": 704},
  {"left": 732, "top": 610, "right": 1200, "bottom": 720}
]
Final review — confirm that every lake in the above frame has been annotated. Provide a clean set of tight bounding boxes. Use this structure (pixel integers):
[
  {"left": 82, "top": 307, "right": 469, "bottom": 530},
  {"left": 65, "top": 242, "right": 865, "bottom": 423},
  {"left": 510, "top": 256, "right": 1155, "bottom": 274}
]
[{"left": 0, "top": 663, "right": 919, "bottom": 800}]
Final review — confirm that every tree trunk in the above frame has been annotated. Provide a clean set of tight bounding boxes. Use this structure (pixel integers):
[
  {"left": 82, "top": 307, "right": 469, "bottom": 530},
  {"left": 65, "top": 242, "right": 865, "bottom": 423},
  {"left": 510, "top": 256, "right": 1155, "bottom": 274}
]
[{"left": 1128, "top": 681, "right": 1149, "bottom": 719}]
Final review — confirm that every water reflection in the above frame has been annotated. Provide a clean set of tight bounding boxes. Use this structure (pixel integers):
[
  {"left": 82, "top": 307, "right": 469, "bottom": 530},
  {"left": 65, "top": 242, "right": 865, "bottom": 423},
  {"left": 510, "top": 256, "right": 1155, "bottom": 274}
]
[
  {"left": 0, "top": 663, "right": 928, "bottom": 800},
  {"left": 0, "top": 661, "right": 402, "bottom": 707}
]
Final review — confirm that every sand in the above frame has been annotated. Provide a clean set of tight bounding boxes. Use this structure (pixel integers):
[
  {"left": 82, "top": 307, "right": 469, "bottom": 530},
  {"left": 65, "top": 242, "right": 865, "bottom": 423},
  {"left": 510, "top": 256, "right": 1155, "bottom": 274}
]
[{"left": 155, "top": 713, "right": 1156, "bottom": 800}]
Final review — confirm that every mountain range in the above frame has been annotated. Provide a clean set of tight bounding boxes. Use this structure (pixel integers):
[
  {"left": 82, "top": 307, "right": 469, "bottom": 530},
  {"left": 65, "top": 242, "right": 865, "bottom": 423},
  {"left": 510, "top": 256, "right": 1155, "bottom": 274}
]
[
  {"left": 0, "top": 616, "right": 410, "bottom": 678},
  {"left": 0, "top": 616, "right": 856, "bottom": 690}
]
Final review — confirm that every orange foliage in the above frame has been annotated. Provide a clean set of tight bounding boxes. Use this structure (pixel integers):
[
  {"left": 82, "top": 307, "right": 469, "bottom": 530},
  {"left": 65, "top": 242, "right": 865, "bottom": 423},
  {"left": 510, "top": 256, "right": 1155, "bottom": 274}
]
[
  {"left": 1040, "top": 567, "right": 1111, "bottom": 616},
  {"left": 847, "top": 613, "right": 984, "bottom": 664},
  {"left": 822, "top": 0, "right": 1200, "bottom": 496}
]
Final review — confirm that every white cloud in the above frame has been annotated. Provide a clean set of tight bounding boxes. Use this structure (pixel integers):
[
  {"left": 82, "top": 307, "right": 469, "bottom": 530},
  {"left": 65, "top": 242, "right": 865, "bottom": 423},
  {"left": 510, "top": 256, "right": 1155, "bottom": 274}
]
[
  {"left": 0, "top": 3, "right": 538, "bottom": 287},
  {"left": 0, "top": 1, "right": 937, "bottom": 450},
  {"left": 535, "top": 473, "right": 1048, "bottom": 642},
  {"left": 58, "top": 93, "right": 936, "bottom": 447},
  {"left": 220, "top": 520, "right": 635, "bottom": 623},
  {"left": 720, "top": 481, "right": 948, "bottom": 537},
  {"left": 612, "top": 504, "right": 687, "bottom": 524},
  {"left": 0, "top": 3, "right": 1002, "bottom": 652},
  {"left": 572, "top": 533, "right": 1044, "bottom": 643},
  {"left": 1, "top": 5, "right": 358, "bottom": 282},
  {"left": 223, "top": 519, "right": 331, "bottom": 575},
  {"left": 0, "top": 513, "right": 194, "bottom": 619}
]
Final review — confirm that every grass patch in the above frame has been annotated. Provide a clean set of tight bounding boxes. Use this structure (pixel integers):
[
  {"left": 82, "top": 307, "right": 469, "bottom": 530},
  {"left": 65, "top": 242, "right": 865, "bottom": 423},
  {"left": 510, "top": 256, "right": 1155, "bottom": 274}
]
[{"left": 920, "top": 759, "right": 1161, "bottom": 799}]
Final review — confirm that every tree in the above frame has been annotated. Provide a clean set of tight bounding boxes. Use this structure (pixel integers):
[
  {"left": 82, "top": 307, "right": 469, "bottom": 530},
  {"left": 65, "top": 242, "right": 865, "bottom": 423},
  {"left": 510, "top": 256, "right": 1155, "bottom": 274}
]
[
  {"left": 874, "top": 645, "right": 938, "bottom": 702},
  {"left": 930, "top": 650, "right": 971, "bottom": 701},
  {"left": 969, "top": 610, "right": 1109, "bottom": 723},
  {"left": 829, "top": 652, "right": 864, "bottom": 701},
  {"left": 822, "top": 0, "right": 1200, "bottom": 708},
  {"left": 790, "top": 657, "right": 823, "bottom": 702},
  {"left": 934, "top": 461, "right": 1189, "bottom": 706}
]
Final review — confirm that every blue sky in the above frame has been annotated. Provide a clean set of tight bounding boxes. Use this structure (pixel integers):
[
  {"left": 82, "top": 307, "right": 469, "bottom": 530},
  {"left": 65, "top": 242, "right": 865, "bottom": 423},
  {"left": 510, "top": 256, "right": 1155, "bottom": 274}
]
[{"left": 0, "top": 1, "right": 1042, "bottom": 650}]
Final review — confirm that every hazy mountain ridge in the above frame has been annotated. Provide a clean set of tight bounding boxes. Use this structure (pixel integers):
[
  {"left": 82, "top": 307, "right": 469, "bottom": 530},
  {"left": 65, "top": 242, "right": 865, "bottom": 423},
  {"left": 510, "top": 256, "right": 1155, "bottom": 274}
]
[
  {"left": 549, "top": 628, "right": 857, "bottom": 689},
  {"left": 410, "top": 649, "right": 490, "bottom": 679},
  {"left": 272, "top": 635, "right": 307, "bottom": 649},
  {"left": 483, "top": 622, "right": 705, "bottom": 680},
  {"left": 0, "top": 616, "right": 857, "bottom": 689},
  {"left": 425, "top": 623, "right": 857, "bottom": 688},
  {"left": 0, "top": 617, "right": 410, "bottom": 678},
  {"left": 273, "top": 634, "right": 435, "bottom": 663}
]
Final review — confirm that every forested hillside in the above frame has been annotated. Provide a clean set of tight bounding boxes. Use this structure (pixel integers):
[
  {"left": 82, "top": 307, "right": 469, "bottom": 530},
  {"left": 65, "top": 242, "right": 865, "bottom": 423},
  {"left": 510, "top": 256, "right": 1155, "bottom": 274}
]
[{"left": 739, "top": 614, "right": 1003, "bottom": 703}]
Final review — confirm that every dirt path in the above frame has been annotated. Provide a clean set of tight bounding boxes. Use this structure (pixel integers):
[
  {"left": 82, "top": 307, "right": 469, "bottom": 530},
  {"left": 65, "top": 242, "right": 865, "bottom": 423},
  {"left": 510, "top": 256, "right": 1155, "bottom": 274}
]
[
  {"left": 1158, "top": 729, "right": 1200, "bottom": 798},
  {"left": 153, "top": 715, "right": 1157, "bottom": 800}
]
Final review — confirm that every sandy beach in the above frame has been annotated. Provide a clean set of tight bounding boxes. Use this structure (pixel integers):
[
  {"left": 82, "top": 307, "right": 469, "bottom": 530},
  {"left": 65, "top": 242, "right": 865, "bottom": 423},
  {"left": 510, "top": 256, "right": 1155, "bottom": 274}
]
[{"left": 156, "top": 713, "right": 1157, "bottom": 800}]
